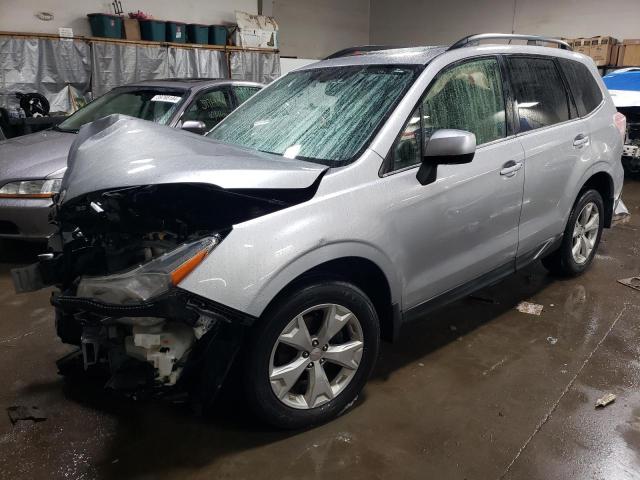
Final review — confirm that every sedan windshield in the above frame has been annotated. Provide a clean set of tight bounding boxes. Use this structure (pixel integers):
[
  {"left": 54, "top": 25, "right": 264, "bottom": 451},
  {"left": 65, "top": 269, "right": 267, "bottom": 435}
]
[
  {"left": 57, "top": 88, "right": 187, "bottom": 132},
  {"left": 207, "top": 66, "right": 418, "bottom": 166}
]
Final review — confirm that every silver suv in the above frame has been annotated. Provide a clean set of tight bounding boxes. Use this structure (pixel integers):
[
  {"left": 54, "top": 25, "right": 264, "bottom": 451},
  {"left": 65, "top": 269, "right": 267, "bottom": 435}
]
[{"left": 13, "top": 34, "right": 625, "bottom": 429}]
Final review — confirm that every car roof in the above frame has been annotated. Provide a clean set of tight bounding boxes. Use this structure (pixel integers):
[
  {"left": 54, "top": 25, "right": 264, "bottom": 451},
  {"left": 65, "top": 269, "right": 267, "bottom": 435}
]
[
  {"left": 302, "top": 46, "right": 448, "bottom": 69},
  {"left": 299, "top": 42, "right": 591, "bottom": 71},
  {"left": 119, "top": 78, "right": 264, "bottom": 90}
]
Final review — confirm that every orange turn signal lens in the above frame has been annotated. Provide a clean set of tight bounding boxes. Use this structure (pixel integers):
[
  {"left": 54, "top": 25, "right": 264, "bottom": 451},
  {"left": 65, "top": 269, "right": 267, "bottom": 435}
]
[{"left": 170, "top": 248, "right": 209, "bottom": 286}]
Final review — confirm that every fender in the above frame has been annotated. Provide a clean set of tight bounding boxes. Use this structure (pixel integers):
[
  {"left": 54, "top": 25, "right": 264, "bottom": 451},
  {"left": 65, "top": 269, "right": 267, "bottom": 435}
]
[
  {"left": 179, "top": 234, "right": 402, "bottom": 319},
  {"left": 245, "top": 241, "right": 402, "bottom": 317}
]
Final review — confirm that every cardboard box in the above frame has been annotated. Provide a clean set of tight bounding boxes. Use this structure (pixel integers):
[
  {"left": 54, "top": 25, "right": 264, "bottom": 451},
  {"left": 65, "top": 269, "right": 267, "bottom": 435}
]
[
  {"left": 590, "top": 36, "right": 617, "bottom": 66},
  {"left": 574, "top": 38, "right": 591, "bottom": 56},
  {"left": 621, "top": 40, "right": 640, "bottom": 66},
  {"left": 233, "top": 11, "right": 278, "bottom": 49},
  {"left": 616, "top": 44, "right": 626, "bottom": 66},
  {"left": 611, "top": 44, "right": 619, "bottom": 65},
  {"left": 124, "top": 18, "right": 141, "bottom": 40},
  {"left": 546, "top": 37, "right": 570, "bottom": 48}
]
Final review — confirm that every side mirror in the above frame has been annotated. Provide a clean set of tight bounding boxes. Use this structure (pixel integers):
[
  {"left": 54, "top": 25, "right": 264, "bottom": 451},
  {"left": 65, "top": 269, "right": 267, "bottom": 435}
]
[
  {"left": 181, "top": 120, "right": 207, "bottom": 134},
  {"left": 417, "top": 129, "right": 476, "bottom": 185}
]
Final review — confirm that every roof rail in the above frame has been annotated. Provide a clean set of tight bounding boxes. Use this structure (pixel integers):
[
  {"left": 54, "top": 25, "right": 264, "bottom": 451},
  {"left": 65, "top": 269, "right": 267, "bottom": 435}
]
[
  {"left": 323, "top": 45, "right": 398, "bottom": 60},
  {"left": 449, "top": 33, "right": 572, "bottom": 51}
]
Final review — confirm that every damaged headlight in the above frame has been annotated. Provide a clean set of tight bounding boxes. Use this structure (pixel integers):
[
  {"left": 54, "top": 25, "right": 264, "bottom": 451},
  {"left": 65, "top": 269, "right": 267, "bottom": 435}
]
[
  {"left": 77, "top": 236, "right": 219, "bottom": 304},
  {"left": 0, "top": 178, "right": 62, "bottom": 198}
]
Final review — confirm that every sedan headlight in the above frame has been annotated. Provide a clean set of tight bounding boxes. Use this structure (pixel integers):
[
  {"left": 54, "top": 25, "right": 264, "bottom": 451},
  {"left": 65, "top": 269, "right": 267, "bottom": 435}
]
[
  {"left": 77, "top": 236, "right": 220, "bottom": 304},
  {"left": 0, "top": 179, "right": 62, "bottom": 198}
]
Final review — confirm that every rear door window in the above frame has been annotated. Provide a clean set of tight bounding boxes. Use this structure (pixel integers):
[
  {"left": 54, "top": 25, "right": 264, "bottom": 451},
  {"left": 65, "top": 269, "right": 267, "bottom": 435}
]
[
  {"left": 507, "top": 57, "right": 572, "bottom": 132},
  {"left": 181, "top": 88, "right": 233, "bottom": 131},
  {"left": 233, "top": 86, "right": 261, "bottom": 105},
  {"left": 558, "top": 59, "right": 603, "bottom": 116}
]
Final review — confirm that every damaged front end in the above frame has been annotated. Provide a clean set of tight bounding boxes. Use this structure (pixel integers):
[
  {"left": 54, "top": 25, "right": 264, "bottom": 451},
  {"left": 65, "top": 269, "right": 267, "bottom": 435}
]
[
  {"left": 13, "top": 181, "right": 315, "bottom": 400},
  {"left": 11, "top": 115, "right": 327, "bottom": 403}
]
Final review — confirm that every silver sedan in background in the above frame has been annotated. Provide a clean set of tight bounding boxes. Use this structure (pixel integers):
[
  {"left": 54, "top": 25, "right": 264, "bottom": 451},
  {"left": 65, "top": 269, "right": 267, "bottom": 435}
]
[{"left": 0, "top": 78, "right": 262, "bottom": 240}]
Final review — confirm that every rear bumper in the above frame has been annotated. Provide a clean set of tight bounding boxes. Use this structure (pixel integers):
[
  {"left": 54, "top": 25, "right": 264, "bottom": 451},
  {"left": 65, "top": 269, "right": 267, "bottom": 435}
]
[{"left": 0, "top": 197, "right": 54, "bottom": 240}]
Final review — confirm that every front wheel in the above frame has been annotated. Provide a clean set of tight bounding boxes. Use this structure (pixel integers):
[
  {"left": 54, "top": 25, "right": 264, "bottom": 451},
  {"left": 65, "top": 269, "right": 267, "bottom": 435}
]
[
  {"left": 542, "top": 189, "right": 604, "bottom": 277},
  {"left": 243, "top": 281, "right": 380, "bottom": 429}
]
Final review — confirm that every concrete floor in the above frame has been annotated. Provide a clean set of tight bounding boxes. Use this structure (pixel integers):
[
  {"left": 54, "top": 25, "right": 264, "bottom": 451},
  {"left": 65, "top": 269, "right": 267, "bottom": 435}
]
[{"left": 1, "top": 180, "right": 640, "bottom": 480}]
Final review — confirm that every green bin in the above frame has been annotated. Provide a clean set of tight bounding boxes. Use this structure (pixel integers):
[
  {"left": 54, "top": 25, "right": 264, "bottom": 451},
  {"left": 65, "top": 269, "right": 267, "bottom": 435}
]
[
  {"left": 87, "top": 13, "right": 123, "bottom": 39},
  {"left": 187, "top": 24, "right": 209, "bottom": 44},
  {"left": 139, "top": 19, "right": 166, "bottom": 42},
  {"left": 166, "top": 21, "right": 186, "bottom": 43},
  {"left": 209, "top": 25, "right": 227, "bottom": 46}
]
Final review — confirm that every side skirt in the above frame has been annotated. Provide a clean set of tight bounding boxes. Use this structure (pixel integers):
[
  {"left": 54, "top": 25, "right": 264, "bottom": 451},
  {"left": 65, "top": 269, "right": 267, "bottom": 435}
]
[
  {"left": 399, "top": 236, "right": 562, "bottom": 329},
  {"left": 401, "top": 261, "right": 515, "bottom": 325}
]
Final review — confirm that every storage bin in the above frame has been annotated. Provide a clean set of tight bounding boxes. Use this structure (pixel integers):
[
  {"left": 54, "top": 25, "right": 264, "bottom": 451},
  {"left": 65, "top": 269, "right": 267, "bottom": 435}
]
[
  {"left": 139, "top": 19, "right": 167, "bottom": 42},
  {"left": 87, "top": 13, "right": 123, "bottom": 39},
  {"left": 187, "top": 24, "right": 209, "bottom": 44},
  {"left": 209, "top": 25, "right": 227, "bottom": 46},
  {"left": 166, "top": 21, "right": 186, "bottom": 43}
]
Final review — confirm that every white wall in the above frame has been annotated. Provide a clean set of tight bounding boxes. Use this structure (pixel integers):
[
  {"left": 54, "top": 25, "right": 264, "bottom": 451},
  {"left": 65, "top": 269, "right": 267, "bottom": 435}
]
[
  {"left": 280, "top": 57, "right": 317, "bottom": 75},
  {"left": 0, "top": 0, "right": 257, "bottom": 36},
  {"left": 370, "top": 0, "right": 640, "bottom": 46},
  {"left": 273, "top": 0, "right": 369, "bottom": 59}
]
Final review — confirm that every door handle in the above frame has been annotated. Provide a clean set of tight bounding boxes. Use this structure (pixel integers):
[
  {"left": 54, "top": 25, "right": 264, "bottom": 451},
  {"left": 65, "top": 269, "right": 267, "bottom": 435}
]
[
  {"left": 500, "top": 160, "right": 523, "bottom": 177},
  {"left": 573, "top": 134, "right": 590, "bottom": 148}
]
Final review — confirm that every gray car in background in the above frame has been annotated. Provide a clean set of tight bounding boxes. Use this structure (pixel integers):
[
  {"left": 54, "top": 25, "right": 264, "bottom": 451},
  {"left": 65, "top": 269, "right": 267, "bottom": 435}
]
[
  {"left": 13, "top": 34, "right": 625, "bottom": 429},
  {"left": 0, "top": 78, "right": 262, "bottom": 240}
]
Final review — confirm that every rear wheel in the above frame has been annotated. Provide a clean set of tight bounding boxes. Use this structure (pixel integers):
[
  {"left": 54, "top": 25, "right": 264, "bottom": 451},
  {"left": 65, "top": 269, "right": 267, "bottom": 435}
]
[
  {"left": 243, "top": 281, "right": 380, "bottom": 429},
  {"left": 542, "top": 189, "right": 604, "bottom": 277}
]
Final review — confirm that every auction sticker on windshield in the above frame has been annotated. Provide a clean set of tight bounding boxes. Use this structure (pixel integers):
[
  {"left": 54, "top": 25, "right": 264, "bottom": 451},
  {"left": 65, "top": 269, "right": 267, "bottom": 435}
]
[{"left": 151, "top": 95, "right": 182, "bottom": 103}]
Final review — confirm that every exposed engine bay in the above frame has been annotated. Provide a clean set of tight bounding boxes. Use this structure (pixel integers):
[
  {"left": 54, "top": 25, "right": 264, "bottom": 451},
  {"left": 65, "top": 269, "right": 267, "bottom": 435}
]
[
  {"left": 619, "top": 106, "right": 640, "bottom": 173},
  {"left": 13, "top": 182, "right": 317, "bottom": 398}
]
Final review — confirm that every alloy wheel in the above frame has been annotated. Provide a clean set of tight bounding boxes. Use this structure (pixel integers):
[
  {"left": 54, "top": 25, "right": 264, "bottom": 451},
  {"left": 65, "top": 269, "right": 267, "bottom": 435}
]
[
  {"left": 571, "top": 201, "right": 599, "bottom": 264},
  {"left": 269, "top": 303, "right": 364, "bottom": 409}
]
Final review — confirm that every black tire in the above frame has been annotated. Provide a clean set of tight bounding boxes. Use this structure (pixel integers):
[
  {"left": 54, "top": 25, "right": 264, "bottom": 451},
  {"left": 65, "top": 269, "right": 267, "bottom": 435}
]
[
  {"left": 542, "top": 189, "right": 604, "bottom": 277},
  {"left": 243, "top": 281, "right": 380, "bottom": 429}
]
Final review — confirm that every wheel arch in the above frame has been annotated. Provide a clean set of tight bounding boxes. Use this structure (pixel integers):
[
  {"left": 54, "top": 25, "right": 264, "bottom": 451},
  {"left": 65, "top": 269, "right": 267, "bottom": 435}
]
[
  {"left": 254, "top": 251, "right": 401, "bottom": 343},
  {"left": 579, "top": 169, "right": 614, "bottom": 227}
]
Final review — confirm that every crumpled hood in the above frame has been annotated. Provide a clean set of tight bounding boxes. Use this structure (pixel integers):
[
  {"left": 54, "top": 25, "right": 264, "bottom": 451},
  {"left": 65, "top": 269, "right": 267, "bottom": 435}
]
[
  {"left": 61, "top": 115, "right": 328, "bottom": 204},
  {"left": 0, "top": 129, "right": 74, "bottom": 183}
]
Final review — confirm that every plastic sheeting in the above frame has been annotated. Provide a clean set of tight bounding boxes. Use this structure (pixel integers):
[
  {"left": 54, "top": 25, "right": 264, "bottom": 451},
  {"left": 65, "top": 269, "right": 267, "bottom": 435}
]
[
  {"left": 91, "top": 43, "right": 232, "bottom": 96},
  {"left": 49, "top": 85, "right": 88, "bottom": 114},
  {"left": 0, "top": 35, "right": 276, "bottom": 110},
  {"left": 168, "top": 47, "right": 228, "bottom": 79},
  {"left": 0, "top": 37, "right": 91, "bottom": 110},
  {"left": 230, "top": 51, "right": 281, "bottom": 83},
  {"left": 91, "top": 42, "right": 168, "bottom": 97}
]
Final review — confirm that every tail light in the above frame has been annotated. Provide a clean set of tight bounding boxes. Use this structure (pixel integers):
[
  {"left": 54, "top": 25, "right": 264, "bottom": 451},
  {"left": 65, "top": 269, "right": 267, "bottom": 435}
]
[{"left": 614, "top": 112, "right": 627, "bottom": 141}]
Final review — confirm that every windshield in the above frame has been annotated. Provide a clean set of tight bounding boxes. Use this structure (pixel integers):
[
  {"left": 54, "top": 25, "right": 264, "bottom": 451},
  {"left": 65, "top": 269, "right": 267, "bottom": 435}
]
[
  {"left": 207, "top": 66, "right": 418, "bottom": 165},
  {"left": 58, "top": 88, "right": 187, "bottom": 132}
]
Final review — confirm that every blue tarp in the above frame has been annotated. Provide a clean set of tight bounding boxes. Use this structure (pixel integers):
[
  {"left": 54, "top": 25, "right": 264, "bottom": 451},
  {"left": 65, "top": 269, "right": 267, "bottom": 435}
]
[
  {"left": 602, "top": 68, "right": 640, "bottom": 107},
  {"left": 603, "top": 68, "right": 640, "bottom": 91}
]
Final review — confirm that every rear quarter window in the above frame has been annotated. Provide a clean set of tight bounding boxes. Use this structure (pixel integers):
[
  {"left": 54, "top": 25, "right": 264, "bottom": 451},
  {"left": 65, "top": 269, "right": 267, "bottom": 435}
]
[{"left": 558, "top": 59, "right": 603, "bottom": 116}]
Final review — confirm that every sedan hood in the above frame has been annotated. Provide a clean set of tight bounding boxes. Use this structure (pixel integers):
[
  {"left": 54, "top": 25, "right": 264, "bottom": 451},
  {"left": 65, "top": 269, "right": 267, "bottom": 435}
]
[
  {"left": 0, "top": 129, "right": 75, "bottom": 183},
  {"left": 62, "top": 115, "right": 328, "bottom": 204}
]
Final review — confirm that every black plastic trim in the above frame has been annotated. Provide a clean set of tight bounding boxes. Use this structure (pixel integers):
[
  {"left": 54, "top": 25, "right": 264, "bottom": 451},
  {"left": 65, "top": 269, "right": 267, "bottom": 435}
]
[
  {"left": 401, "top": 261, "right": 515, "bottom": 324},
  {"left": 52, "top": 288, "right": 257, "bottom": 327}
]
